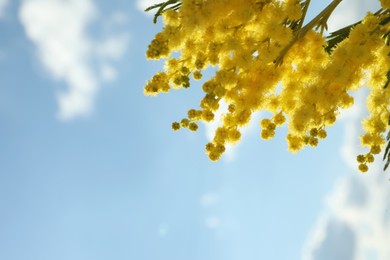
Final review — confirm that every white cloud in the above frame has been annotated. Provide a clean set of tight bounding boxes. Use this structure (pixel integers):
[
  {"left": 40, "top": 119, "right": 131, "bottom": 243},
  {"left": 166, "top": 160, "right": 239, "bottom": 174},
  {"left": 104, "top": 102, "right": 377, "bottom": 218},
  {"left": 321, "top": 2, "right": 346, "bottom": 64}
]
[
  {"left": 304, "top": 1, "right": 389, "bottom": 258},
  {"left": 303, "top": 171, "right": 390, "bottom": 260},
  {"left": 96, "top": 34, "right": 129, "bottom": 61},
  {"left": 306, "top": 218, "right": 357, "bottom": 260},
  {"left": 107, "top": 11, "right": 128, "bottom": 27},
  {"left": 0, "top": 49, "right": 6, "bottom": 62},
  {"left": 327, "top": 0, "right": 381, "bottom": 32},
  {"left": 158, "top": 223, "right": 170, "bottom": 237},
  {"left": 0, "top": 0, "right": 8, "bottom": 18},
  {"left": 19, "top": 0, "right": 129, "bottom": 120},
  {"left": 200, "top": 192, "right": 220, "bottom": 208},
  {"left": 100, "top": 64, "right": 117, "bottom": 82},
  {"left": 206, "top": 216, "right": 220, "bottom": 229},
  {"left": 303, "top": 91, "right": 390, "bottom": 259}
]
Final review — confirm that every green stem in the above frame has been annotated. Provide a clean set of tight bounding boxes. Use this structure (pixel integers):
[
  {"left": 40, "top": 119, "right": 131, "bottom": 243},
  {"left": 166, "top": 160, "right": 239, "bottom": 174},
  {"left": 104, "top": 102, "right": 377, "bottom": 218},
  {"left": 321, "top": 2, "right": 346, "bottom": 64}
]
[
  {"left": 275, "top": 0, "right": 343, "bottom": 65},
  {"left": 145, "top": 0, "right": 181, "bottom": 24},
  {"left": 297, "top": 0, "right": 311, "bottom": 30}
]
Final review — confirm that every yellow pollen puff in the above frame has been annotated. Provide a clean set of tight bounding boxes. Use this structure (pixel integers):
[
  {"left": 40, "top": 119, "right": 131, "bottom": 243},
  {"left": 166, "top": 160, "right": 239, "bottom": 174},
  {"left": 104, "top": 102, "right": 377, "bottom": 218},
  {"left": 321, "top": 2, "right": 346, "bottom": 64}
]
[
  {"left": 189, "top": 122, "right": 199, "bottom": 131},
  {"left": 358, "top": 164, "right": 369, "bottom": 173},
  {"left": 366, "top": 153, "right": 375, "bottom": 163},
  {"left": 308, "top": 137, "right": 318, "bottom": 147},
  {"left": 187, "top": 109, "right": 198, "bottom": 119},
  {"left": 193, "top": 71, "right": 202, "bottom": 80},
  {"left": 273, "top": 113, "right": 286, "bottom": 125},
  {"left": 267, "top": 123, "right": 276, "bottom": 131},
  {"left": 144, "top": 0, "right": 390, "bottom": 169},
  {"left": 310, "top": 128, "right": 318, "bottom": 137},
  {"left": 324, "top": 112, "right": 337, "bottom": 125},
  {"left": 201, "top": 110, "right": 215, "bottom": 122},
  {"left": 172, "top": 122, "right": 180, "bottom": 131},
  {"left": 216, "top": 144, "right": 226, "bottom": 153},
  {"left": 287, "top": 134, "right": 304, "bottom": 153},
  {"left": 261, "top": 129, "right": 275, "bottom": 140},
  {"left": 227, "top": 129, "right": 241, "bottom": 143},
  {"left": 370, "top": 145, "right": 381, "bottom": 155},
  {"left": 380, "top": 0, "right": 390, "bottom": 9},
  {"left": 228, "top": 104, "right": 236, "bottom": 113},
  {"left": 356, "top": 154, "right": 366, "bottom": 163},
  {"left": 205, "top": 142, "right": 214, "bottom": 152},
  {"left": 208, "top": 152, "right": 221, "bottom": 162},
  {"left": 260, "top": 119, "right": 272, "bottom": 129},
  {"left": 202, "top": 81, "right": 216, "bottom": 93},
  {"left": 181, "top": 118, "right": 190, "bottom": 128},
  {"left": 214, "top": 127, "right": 228, "bottom": 144}
]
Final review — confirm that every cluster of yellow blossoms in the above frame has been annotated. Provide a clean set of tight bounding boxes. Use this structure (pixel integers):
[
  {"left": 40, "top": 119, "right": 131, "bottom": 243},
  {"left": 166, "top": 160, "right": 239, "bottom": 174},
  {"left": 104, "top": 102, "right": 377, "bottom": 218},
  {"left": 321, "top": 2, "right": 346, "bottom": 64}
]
[{"left": 144, "top": 0, "right": 390, "bottom": 172}]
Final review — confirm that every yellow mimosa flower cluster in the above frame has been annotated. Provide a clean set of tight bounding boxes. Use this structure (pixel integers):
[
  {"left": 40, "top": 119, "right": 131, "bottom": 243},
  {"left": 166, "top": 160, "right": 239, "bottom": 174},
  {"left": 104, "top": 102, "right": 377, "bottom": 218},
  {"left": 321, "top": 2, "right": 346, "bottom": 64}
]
[{"left": 144, "top": 0, "right": 390, "bottom": 172}]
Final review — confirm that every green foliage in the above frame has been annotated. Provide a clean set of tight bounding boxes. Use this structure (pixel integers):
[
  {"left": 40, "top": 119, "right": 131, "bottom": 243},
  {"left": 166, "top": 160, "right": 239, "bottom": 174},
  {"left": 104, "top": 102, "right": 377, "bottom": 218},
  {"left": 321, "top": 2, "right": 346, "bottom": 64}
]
[{"left": 145, "top": 0, "right": 182, "bottom": 24}]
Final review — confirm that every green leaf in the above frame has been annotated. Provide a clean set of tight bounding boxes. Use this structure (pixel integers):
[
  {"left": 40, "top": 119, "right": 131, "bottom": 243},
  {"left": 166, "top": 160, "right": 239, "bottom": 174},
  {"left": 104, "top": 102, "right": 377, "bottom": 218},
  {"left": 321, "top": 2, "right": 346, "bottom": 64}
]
[{"left": 145, "top": 0, "right": 182, "bottom": 24}]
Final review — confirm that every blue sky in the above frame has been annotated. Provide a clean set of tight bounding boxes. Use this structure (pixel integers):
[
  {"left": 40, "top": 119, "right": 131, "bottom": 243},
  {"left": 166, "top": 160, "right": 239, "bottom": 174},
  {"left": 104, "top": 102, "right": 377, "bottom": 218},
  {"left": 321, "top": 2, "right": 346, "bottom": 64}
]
[{"left": 0, "top": 0, "right": 389, "bottom": 260}]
